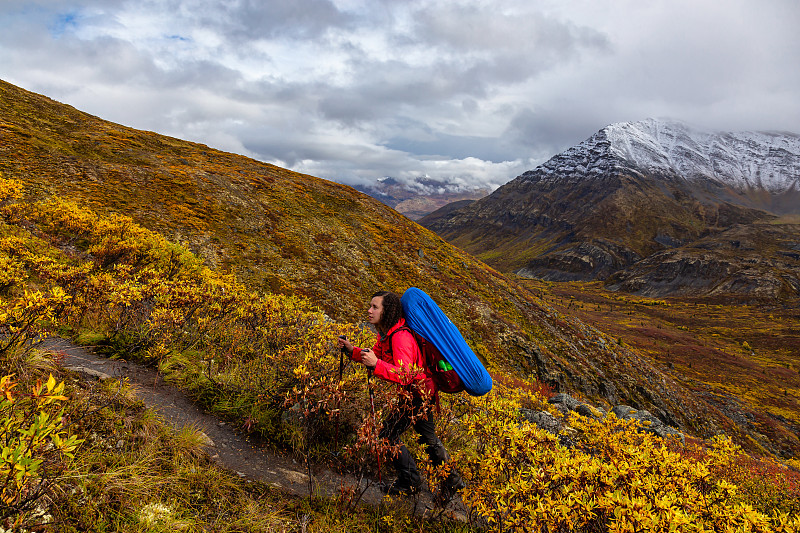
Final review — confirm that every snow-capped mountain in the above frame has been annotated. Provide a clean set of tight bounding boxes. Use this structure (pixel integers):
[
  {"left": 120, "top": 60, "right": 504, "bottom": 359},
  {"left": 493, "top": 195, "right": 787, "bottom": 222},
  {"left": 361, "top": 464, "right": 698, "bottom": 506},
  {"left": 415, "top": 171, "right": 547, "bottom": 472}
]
[
  {"left": 527, "top": 119, "right": 800, "bottom": 194},
  {"left": 422, "top": 119, "right": 800, "bottom": 297}
]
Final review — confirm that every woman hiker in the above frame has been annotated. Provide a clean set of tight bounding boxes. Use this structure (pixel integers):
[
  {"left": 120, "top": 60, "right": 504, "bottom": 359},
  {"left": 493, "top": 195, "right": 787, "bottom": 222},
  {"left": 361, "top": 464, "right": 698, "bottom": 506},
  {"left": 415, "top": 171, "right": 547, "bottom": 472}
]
[{"left": 337, "top": 290, "right": 465, "bottom": 501}]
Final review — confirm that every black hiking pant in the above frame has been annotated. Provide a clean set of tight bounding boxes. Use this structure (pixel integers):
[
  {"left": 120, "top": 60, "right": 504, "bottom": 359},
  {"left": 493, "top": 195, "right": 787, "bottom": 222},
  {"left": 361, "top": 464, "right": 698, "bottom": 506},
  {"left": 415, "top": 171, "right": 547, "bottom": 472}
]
[{"left": 379, "top": 393, "right": 460, "bottom": 489}]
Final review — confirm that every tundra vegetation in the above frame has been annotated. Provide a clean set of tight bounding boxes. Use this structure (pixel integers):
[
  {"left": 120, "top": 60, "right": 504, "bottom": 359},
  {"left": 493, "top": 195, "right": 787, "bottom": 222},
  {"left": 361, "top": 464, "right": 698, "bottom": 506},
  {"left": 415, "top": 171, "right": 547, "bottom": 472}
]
[
  {"left": 525, "top": 279, "right": 800, "bottom": 457},
  {"left": 4, "top": 78, "right": 799, "bottom": 463},
  {"left": 2, "top": 177, "right": 800, "bottom": 532}
]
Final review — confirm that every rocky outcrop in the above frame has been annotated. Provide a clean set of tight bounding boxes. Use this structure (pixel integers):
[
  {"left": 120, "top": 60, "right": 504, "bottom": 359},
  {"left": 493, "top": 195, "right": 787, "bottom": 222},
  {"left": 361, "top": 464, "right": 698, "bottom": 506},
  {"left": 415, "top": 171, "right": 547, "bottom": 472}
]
[
  {"left": 517, "top": 239, "right": 641, "bottom": 281},
  {"left": 606, "top": 224, "right": 800, "bottom": 299},
  {"left": 610, "top": 405, "right": 685, "bottom": 443},
  {"left": 522, "top": 393, "right": 685, "bottom": 445}
]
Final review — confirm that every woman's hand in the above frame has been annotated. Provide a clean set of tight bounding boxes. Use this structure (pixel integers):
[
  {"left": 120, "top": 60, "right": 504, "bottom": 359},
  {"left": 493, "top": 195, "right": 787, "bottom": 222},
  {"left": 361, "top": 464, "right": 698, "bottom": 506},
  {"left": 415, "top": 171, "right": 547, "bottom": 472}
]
[
  {"left": 360, "top": 349, "right": 378, "bottom": 369},
  {"left": 337, "top": 336, "right": 354, "bottom": 354}
]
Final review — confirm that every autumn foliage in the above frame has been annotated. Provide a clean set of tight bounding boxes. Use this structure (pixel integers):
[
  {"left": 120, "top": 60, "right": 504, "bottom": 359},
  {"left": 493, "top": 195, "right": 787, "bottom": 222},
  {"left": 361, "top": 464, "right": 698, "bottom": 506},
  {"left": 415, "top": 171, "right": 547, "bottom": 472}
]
[
  {"left": 456, "top": 384, "right": 800, "bottom": 531},
  {"left": 1, "top": 177, "right": 799, "bottom": 531}
]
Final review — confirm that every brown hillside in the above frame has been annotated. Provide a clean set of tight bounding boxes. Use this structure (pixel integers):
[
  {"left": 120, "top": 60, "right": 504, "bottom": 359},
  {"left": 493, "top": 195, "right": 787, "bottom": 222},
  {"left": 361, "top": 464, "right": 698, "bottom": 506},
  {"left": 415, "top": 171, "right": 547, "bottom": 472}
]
[{"left": 0, "top": 78, "right": 564, "bottom": 362}]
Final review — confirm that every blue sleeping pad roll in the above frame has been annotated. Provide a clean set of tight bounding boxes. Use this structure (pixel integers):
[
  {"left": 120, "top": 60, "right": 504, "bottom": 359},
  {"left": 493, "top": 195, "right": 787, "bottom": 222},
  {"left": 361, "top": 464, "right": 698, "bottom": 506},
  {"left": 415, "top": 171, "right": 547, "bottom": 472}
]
[{"left": 401, "top": 287, "right": 492, "bottom": 396}]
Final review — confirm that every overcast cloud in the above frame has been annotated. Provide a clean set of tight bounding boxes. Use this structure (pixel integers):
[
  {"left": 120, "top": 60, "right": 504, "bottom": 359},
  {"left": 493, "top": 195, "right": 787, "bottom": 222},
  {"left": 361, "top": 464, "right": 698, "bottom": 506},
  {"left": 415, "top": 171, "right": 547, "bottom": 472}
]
[{"left": 1, "top": 0, "right": 798, "bottom": 190}]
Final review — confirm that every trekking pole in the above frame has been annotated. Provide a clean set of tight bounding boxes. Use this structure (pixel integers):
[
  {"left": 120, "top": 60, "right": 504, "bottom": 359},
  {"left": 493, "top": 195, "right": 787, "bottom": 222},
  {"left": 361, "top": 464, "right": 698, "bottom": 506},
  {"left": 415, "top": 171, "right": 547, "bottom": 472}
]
[{"left": 366, "top": 365, "right": 382, "bottom": 483}]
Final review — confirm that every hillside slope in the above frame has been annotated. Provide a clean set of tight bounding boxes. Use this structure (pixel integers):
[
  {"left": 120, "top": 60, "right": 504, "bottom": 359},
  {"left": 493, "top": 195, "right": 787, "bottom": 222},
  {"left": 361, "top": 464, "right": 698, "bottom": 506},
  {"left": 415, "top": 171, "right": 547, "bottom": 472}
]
[{"left": 1, "top": 79, "right": 796, "bottom": 457}]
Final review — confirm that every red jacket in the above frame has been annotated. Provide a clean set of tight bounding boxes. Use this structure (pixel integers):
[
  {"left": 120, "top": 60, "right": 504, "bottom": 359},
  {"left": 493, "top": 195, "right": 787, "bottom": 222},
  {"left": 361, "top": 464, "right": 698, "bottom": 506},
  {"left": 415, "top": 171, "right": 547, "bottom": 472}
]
[{"left": 352, "top": 318, "right": 434, "bottom": 394}]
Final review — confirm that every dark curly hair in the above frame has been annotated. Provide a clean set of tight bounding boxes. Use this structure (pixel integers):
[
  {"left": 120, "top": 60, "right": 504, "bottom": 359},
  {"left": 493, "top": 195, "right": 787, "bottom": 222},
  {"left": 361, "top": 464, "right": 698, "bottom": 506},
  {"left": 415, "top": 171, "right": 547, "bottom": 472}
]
[{"left": 372, "top": 290, "right": 404, "bottom": 334}]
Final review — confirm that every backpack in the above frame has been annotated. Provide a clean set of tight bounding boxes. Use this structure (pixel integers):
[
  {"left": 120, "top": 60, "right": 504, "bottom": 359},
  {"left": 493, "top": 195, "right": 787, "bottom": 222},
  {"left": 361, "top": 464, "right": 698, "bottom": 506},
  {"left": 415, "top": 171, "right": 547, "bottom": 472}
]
[
  {"left": 387, "top": 326, "right": 465, "bottom": 394},
  {"left": 400, "top": 287, "right": 493, "bottom": 396}
]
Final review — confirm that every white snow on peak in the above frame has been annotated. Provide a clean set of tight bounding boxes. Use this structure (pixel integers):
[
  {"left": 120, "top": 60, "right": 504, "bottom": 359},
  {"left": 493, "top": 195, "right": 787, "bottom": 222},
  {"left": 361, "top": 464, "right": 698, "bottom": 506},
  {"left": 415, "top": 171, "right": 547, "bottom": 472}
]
[{"left": 602, "top": 119, "right": 800, "bottom": 193}]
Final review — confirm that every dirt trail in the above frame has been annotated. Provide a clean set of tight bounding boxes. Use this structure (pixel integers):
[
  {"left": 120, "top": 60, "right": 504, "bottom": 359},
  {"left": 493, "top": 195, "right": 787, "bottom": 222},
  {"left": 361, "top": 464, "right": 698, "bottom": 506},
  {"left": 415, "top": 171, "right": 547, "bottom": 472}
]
[{"left": 42, "top": 338, "right": 467, "bottom": 518}]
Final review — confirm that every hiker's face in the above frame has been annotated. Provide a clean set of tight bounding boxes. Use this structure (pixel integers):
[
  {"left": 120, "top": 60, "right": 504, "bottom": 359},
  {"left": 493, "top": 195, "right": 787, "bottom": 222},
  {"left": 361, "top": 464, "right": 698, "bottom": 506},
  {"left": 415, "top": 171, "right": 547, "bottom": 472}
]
[{"left": 368, "top": 296, "right": 384, "bottom": 326}]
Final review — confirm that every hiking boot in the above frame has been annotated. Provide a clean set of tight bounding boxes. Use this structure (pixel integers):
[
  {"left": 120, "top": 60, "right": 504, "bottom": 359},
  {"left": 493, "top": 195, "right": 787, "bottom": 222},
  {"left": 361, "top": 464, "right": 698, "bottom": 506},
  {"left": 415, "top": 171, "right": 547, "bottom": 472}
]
[
  {"left": 380, "top": 478, "right": 422, "bottom": 496},
  {"left": 434, "top": 477, "right": 466, "bottom": 506}
]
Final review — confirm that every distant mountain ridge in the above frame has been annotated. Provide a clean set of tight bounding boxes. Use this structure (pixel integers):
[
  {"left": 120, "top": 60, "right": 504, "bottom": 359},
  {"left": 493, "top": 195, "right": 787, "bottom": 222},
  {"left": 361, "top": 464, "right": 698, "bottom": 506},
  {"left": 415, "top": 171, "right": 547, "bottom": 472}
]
[
  {"left": 602, "top": 119, "right": 798, "bottom": 193},
  {"left": 520, "top": 119, "right": 800, "bottom": 213},
  {"left": 354, "top": 176, "right": 488, "bottom": 220},
  {"left": 422, "top": 119, "right": 800, "bottom": 298}
]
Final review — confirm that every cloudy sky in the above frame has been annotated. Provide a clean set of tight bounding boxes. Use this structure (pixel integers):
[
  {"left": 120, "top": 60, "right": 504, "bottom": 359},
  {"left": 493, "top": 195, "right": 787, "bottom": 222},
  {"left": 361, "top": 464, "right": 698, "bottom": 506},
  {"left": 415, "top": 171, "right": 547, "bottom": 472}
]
[{"left": 1, "top": 0, "right": 799, "bottom": 191}]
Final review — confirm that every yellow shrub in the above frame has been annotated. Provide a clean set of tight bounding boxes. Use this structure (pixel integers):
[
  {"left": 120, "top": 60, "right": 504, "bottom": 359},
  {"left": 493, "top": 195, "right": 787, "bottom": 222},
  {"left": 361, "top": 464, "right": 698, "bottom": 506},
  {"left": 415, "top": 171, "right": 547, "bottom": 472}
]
[
  {"left": 0, "top": 374, "right": 83, "bottom": 527},
  {"left": 455, "top": 388, "right": 799, "bottom": 532},
  {"left": 0, "top": 177, "right": 22, "bottom": 203},
  {"left": 3, "top": 191, "right": 800, "bottom": 530}
]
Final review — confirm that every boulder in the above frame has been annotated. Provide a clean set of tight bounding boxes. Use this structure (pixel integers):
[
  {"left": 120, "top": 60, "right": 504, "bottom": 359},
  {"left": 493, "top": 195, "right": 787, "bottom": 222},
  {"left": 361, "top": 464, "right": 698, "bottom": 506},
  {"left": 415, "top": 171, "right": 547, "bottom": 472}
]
[
  {"left": 575, "top": 403, "right": 605, "bottom": 420},
  {"left": 519, "top": 409, "right": 562, "bottom": 435},
  {"left": 612, "top": 405, "right": 685, "bottom": 444},
  {"left": 611, "top": 405, "right": 638, "bottom": 418},
  {"left": 549, "top": 393, "right": 581, "bottom": 411}
]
